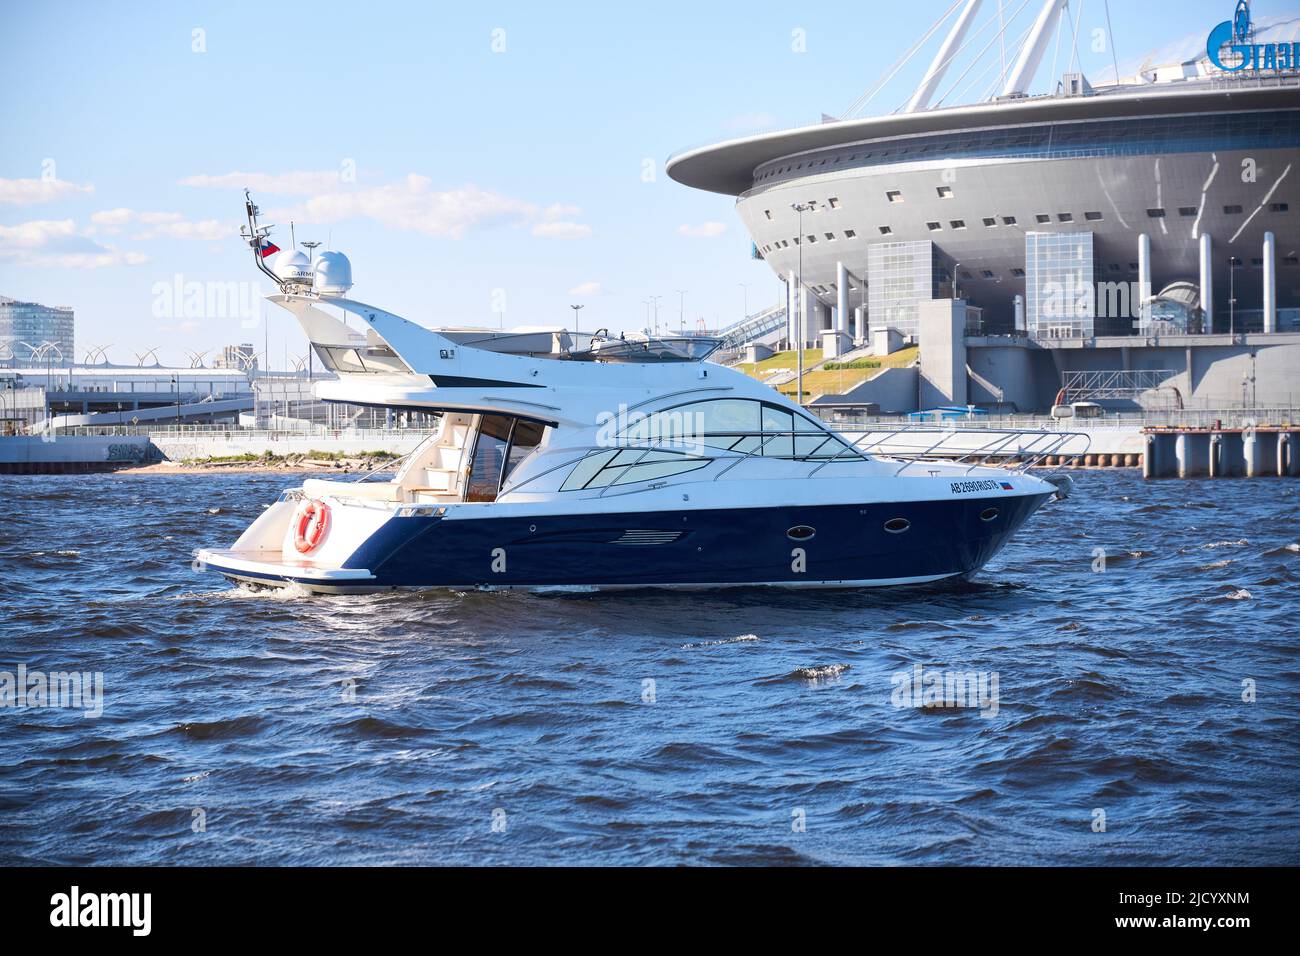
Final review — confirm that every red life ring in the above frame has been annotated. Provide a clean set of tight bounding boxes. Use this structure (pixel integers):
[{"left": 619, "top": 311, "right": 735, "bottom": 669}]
[{"left": 293, "top": 499, "right": 330, "bottom": 554}]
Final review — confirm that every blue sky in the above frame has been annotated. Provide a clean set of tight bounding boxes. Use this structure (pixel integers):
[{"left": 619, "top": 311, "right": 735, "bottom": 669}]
[{"left": 0, "top": 0, "right": 1251, "bottom": 367}]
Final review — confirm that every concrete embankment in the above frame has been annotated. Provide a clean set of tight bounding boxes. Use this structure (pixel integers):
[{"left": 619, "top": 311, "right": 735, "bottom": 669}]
[
  {"left": 0, "top": 435, "right": 154, "bottom": 474},
  {"left": 1, "top": 430, "right": 432, "bottom": 474}
]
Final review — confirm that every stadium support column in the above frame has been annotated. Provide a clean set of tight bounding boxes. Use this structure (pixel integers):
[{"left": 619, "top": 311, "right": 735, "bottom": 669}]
[
  {"left": 1263, "top": 232, "right": 1276, "bottom": 334},
  {"left": 1137, "top": 233, "right": 1151, "bottom": 330},
  {"left": 1199, "top": 233, "right": 1214, "bottom": 332},
  {"left": 786, "top": 270, "right": 797, "bottom": 348},
  {"left": 835, "top": 261, "right": 847, "bottom": 335},
  {"left": 1002, "top": 0, "right": 1067, "bottom": 97}
]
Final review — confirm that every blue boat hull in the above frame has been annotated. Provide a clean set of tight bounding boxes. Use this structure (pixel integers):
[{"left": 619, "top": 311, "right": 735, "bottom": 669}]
[{"left": 213, "top": 492, "right": 1052, "bottom": 591}]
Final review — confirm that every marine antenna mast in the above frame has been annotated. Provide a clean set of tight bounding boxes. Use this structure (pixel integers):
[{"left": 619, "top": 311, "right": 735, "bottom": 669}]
[{"left": 240, "top": 190, "right": 284, "bottom": 288}]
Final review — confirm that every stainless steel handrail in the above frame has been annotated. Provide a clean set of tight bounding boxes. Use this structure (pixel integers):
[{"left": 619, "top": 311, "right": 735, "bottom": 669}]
[{"left": 846, "top": 422, "right": 1091, "bottom": 475}]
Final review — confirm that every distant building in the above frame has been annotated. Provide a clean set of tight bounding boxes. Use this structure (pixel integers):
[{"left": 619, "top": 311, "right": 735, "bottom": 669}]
[
  {"left": 213, "top": 342, "right": 258, "bottom": 371},
  {"left": 667, "top": 2, "right": 1300, "bottom": 413},
  {"left": 0, "top": 295, "right": 75, "bottom": 365},
  {"left": 668, "top": 8, "right": 1300, "bottom": 341}
]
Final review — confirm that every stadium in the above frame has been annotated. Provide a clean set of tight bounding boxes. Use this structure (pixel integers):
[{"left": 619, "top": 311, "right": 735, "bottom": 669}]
[{"left": 668, "top": 0, "right": 1300, "bottom": 413}]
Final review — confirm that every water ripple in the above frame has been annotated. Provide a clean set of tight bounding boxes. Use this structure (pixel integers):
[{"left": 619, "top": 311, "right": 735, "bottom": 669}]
[{"left": 1, "top": 470, "right": 1297, "bottom": 865}]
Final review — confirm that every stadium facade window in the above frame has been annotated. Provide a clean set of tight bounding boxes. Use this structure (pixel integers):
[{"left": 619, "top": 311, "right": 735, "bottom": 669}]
[
  {"left": 748, "top": 111, "right": 1300, "bottom": 188},
  {"left": 1025, "top": 231, "right": 1097, "bottom": 339},
  {"left": 866, "top": 240, "right": 944, "bottom": 340}
]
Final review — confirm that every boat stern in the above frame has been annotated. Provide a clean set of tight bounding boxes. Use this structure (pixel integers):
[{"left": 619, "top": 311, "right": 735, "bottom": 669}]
[{"left": 194, "top": 485, "right": 415, "bottom": 593}]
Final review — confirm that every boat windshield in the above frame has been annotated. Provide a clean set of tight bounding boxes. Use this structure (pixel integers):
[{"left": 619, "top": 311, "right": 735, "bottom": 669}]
[{"left": 618, "top": 398, "right": 865, "bottom": 460}]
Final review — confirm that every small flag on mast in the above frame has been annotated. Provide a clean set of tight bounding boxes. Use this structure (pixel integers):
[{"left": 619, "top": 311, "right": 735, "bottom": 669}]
[{"left": 258, "top": 238, "right": 280, "bottom": 258}]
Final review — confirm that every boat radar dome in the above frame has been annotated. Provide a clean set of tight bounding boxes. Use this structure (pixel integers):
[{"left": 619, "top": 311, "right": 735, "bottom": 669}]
[
  {"left": 312, "top": 251, "right": 353, "bottom": 296},
  {"left": 271, "top": 249, "right": 314, "bottom": 286}
]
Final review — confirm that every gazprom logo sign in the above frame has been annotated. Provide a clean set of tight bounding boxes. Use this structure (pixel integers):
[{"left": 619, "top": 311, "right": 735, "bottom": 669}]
[{"left": 1206, "top": 1, "right": 1299, "bottom": 72}]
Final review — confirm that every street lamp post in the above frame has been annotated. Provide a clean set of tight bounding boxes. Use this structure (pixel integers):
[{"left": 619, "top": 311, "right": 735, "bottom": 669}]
[
  {"left": 569, "top": 303, "right": 584, "bottom": 335},
  {"left": 739, "top": 283, "right": 749, "bottom": 322},
  {"left": 1228, "top": 256, "right": 1238, "bottom": 337},
  {"left": 675, "top": 290, "right": 686, "bottom": 333},
  {"left": 790, "top": 201, "right": 817, "bottom": 405}
]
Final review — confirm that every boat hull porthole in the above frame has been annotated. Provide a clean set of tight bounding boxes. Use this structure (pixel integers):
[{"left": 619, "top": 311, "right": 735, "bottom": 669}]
[
  {"left": 980, "top": 507, "right": 999, "bottom": 522},
  {"left": 787, "top": 525, "right": 816, "bottom": 541},
  {"left": 883, "top": 517, "right": 910, "bottom": 534}
]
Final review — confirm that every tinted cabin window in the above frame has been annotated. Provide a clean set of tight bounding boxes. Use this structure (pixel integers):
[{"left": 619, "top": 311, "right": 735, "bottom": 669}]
[{"left": 466, "top": 414, "right": 513, "bottom": 502}]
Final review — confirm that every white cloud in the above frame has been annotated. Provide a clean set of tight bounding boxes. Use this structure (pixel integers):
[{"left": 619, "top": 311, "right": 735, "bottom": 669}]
[
  {"left": 90, "top": 207, "right": 135, "bottom": 227},
  {"left": 180, "top": 170, "right": 350, "bottom": 196},
  {"left": 0, "top": 219, "right": 148, "bottom": 268},
  {"left": 0, "top": 178, "right": 94, "bottom": 205},
  {"left": 0, "top": 219, "right": 77, "bottom": 249},
  {"left": 532, "top": 202, "right": 591, "bottom": 239},
  {"left": 267, "top": 173, "right": 591, "bottom": 240},
  {"left": 87, "top": 208, "right": 234, "bottom": 241},
  {"left": 677, "top": 221, "right": 728, "bottom": 238},
  {"left": 273, "top": 175, "right": 535, "bottom": 238},
  {"left": 567, "top": 280, "right": 603, "bottom": 296},
  {"left": 135, "top": 218, "right": 232, "bottom": 241}
]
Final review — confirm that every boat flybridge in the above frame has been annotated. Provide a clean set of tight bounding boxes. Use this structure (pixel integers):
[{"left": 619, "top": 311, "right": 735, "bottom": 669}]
[{"left": 196, "top": 194, "right": 1071, "bottom": 593}]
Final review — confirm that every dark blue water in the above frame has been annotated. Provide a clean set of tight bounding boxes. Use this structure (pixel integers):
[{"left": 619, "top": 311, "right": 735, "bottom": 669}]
[{"left": 1, "top": 470, "right": 1297, "bottom": 865}]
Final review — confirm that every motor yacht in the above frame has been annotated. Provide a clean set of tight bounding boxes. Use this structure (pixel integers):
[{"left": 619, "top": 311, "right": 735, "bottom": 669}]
[{"left": 195, "top": 195, "right": 1073, "bottom": 593}]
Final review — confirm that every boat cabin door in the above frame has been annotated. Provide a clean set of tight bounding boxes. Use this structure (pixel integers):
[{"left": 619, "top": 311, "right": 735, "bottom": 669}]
[{"left": 463, "top": 413, "right": 547, "bottom": 502}]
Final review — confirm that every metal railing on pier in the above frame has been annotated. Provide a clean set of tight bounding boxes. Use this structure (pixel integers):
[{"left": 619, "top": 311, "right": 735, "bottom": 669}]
[
  {"left": 814, "top": 408, "right": 1300, "bottom": 431},
  {"left": 48, "top": 424, "right": 439, "bottom": 442}
]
